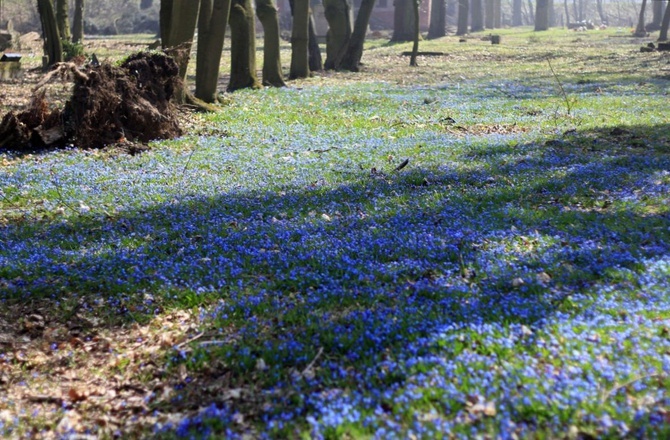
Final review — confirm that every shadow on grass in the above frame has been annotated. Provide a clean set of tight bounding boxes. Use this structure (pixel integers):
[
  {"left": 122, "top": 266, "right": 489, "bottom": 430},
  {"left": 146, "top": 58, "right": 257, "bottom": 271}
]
[{"left": 0, "top": 123, "right": 669, "bottom": 434}]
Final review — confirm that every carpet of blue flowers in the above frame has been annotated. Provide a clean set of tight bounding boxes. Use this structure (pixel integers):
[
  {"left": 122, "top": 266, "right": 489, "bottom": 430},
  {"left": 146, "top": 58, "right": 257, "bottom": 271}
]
[{"left": 1, "top": 32, "right": 670, "bottom": 438}]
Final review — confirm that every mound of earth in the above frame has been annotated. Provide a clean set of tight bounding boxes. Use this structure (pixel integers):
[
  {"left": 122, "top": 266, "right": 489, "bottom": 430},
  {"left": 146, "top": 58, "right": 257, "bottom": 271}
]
[{"left": 0, "top": 51, "right": 182, "bottom": 151}]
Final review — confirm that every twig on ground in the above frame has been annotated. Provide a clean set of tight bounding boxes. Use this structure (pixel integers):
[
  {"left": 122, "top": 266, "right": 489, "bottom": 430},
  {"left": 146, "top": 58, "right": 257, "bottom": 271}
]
[
  {"left": 601, "top": 372, "right": 663, "bottom": 402},
  {"left": 302, "top": 347, "right": 324, "bottom": 376}
]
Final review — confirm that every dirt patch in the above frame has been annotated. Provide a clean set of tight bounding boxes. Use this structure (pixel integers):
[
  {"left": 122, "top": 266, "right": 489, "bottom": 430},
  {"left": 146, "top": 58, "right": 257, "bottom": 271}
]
[{"left": 0, "top": 52, "right": 182, "bottom": 151}]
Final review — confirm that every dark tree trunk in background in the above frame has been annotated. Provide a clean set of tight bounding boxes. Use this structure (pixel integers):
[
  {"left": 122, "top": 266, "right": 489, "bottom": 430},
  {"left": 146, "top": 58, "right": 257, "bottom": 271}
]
[
  {"left": 493, "top": 0, "right": 501, "bottom": 27},
  {"left": 410, "top": 0, "right": 420, "bottom": 66},
  {"left": 55, "top": 0, "right": 70, "bottom": 41},
  {"left": 535, "top": 0, "right": 549, "bottom": 30},
  {"left": 457, "top": 0, "right": 469, "bottom": 35},
  {"left": 229, "top": 0, "right": 262, "bottom": 89},
  {"left": 160, "top": 0, "right": 200, "bottom": 102},
  {"left": 324, "top": 0, "right": 352, "bottom": 69},
  {"left": 290, "top": 0, "right": 310, "bottom": 78},
  {"left": 72, "top": 0, "right": 85, "bottom": 43},
  {"left": 659, "top": 0, "right": 670, "bottom": 40},
  {"left": 256, "top": 0, "right": 286, "bottom": 86},
  {"left": 485, "top": 0, "right": 494, "bottom": 28},
  {"left": 392, "top": 0, "right": 416, "bottom": 41},
  {"left": 651, "top": 0, "right": 665, "bottom": 30},
  {"left": 196, "top": 0, "right": 231, "bottom": 101},
  {"left": 428, "top": 0, "right": 446, "bottom": 38},
  {"left": 564, "top": 0, "right": 571, "bottom": 26},
  {"left": 308, "top": 12, "right": 323, "bottom": 71},
  {"left": 512, "top": 0, "right": 523, "bottom": 26},
  {"left": 37, "top": 0, "right": 63, "bottom": 67},
  {"left": 471, "top": 0, "right": 484, "bottom": 31},
  {"left": 595, "top": 0, "right": 607, "bottom": 25},
  {"left": 339, "top": 0, "right": 375, "bottom": 71},
  {"left": 634, "top": 0, "right": 648, "bottom": 36}
]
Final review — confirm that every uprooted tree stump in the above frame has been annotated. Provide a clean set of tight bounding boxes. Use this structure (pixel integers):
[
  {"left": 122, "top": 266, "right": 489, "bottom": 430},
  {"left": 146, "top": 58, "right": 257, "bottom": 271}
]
[{"left": 0, "top": 51, "right": 183, "bottom": 151}]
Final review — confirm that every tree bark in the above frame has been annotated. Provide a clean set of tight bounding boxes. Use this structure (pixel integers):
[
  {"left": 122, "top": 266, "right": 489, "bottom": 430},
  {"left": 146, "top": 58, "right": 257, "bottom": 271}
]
[
  {"left": 324, "top": 0, "right": 352, "bottom": 69},
  {"left": 634, "top": 0, "right": 648, "bottom": 37},
  {"left": 535, "top": 0, "right": 550, "bottom": 30},
  {"left": 485, "top": 0, "right": 494, "bottom": 28},
  {"left": 256, "top": 0, "right": 286, "bottom": 86},
  {"left": 308, "top": 11, "right": 324, "bottom": 71},
  {"left": 339, "top": 0, "right": 375, "bottom": 71},
  {"left": 392, "top": 0, "right": 417, "bottom": 42},
  {"left": 229, "top": 0, "right": 262, "bottom": 89},
  {"left": 72, "top": 0, "right": 85, "bottom": 43},
  {"left": 456, "top": 0, "right": 469, "bottom": 35},
  {"left": 493, "top": 0, "right": 501, "bottom": 27},
  {"left": 651, "top": 0, "right": 664, "bottom": 30},
  {"left": 37, "top": 0, "right": 63, "bottom": 67},
  {"left": 196, "top": 0, "right": 231, "bottom": 102},
  {"left": 512, "top": 0, "right": 523, "bottom": 26},
  {"left": 428, "top": 0, "right": 446, "bottom": 38},
  {"left": 595, "top": 0, "right": 606, "bottom": 25},
  {"left": 660, "top": 0, "right": 670, "bottom": 40},
  {"left": 471, "top": 0, "right": 484, "bottom": 31},
  {"left": 410, "top": 0, "right": 420, "bottom": 66},
  {"left": 55, "top": 0, "right": 70, "bottom": 41},
  {"left": 289, "top": 0, "right": 310, "bottom": 79},
  {"left": 564, "top": 0, "right": 571, "bottom": 27}
]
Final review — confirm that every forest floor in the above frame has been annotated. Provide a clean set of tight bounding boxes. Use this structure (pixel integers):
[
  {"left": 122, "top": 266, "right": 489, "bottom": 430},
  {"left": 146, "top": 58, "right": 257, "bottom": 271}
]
[{"left": 1, "top": 27, "right": 670, "bottom": 439}]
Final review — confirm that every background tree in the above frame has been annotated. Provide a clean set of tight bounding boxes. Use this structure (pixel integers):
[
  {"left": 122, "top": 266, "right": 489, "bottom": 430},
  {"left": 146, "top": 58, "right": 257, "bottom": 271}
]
[
  {"left": 650, "top": 0, "right": 665, "bottom": 30},
  {"left": 195, "top": 0, "right": 231, "bottom": 102},
  {"left": 660, "top": 0, "right": 670, "bottom": 40},
  {"left": 229, "top": 0, "right": 262, "bottom": 89},
  {"left": 535, "top": 0, "right": 549, "bottom": 30},
  {"left": 37, "top": 0, "right": 62, "bottom": 67},
  {"left": 634, "top": 0, "right": 648, "bottom": 37},
  {"left": 308, "top": 11, "right": 323, "bottom": 71},
  {"left": 72, "top": 0, "right": 85, "bottom": 43},
  {"left": 456, "top": 0, "right": 469, "bottom": 35},
  {"left": 338, "top": 0, "right": 375, "bottom": 71},
  {"left": 512, "top": 0, "right": 523, "bottom": 26},
  {"left": 392, "top": 0, "right": 416, "bottom": 42},
  {"left": 471, "top": 0, "right": 484, "bottom": 31},
  {"left": 427, "top": 0, "right": 446, "bottom": 38},
  {"left": 290, "top": 0, "right": 309, "bottom": 79},
  {"left": 323, "top": 0, "right": 352, "bottom": 69},
  {"left": 410, "top": 0, "right": 420, "bottom": 66},
  {"left": 485, "top": 0, "right": 494, "bottom": 28},
  {"left": 595, "top": 0, "right": 607, "bottom": 25},
  {"left": 55, "top": 0, "right": 70, "bottom": 41},
  {"left": 256, "top": 0, "right": 286, "bottom": 86}
]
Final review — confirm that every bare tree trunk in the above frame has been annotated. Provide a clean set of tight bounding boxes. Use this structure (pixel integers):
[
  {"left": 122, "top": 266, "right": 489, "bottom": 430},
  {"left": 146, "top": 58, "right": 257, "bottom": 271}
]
[
  {"left": 229, "top": 0, "right": 262, "bottom": 89},
  {"left": 392, "top": 0, "right": 417, "bottom": 41},
  {"left": 37, "top": 0, "right": 63, "bottom": 67},
  {"left": 55, "top": 0, "right": 70, "bottom": 41},
  {"left": 160, "top": 0, "right": 200, "bottom": 102},
  {"left": 485, "top": 0, "right": 494, "bottom": 28},
  {"left": 595, "top": 0, "right": 606, "bottom": 25},
  {"left": 651, "top": 0, "right": 664, "bottom": 30},
  {"left": 428, "top": 0, "right": 446, "bottom": 38},
  {"left": 512, "top": 0, "right": 523, "bottom": 26},
  {"left": 493, "top": 0, "right": 501, "bottom": 27},
  {"left": 528, "top": 0, "right": 535, "bottom": 24},
  {"left": 457, "top": 0, "right": 469, "bottom": 35},
  {"left": 660, "top": 0, "right": 670, "bottom": 39},
  {"left": 471, "top": 0, "right": 484, "bottom": 31},
  {"left": 535, "top": 0, "right": 549, "bottom": 29},
  {"left": 72, "top": 0, "right": 85, "bottom": 43},
  {"left": 564, "top": 0, "right": 571, "bottom": 26},
  {"left": 324, "top": 0, "right": 352, "bottom": 69},
  {"left": 290, "top": 0, "right": 310, "bottom": 79},
  {"left": 339, "top": 0, "right": 375, "bottom": 71},
  {"left": 634, "top": 0, "right": 648, "bottom": 36},
  {"left": 196, "top": 0, "right": 231, "bottom": 102},
  {"left": 256, "top": 0, "right": 286, "bottom": 86},
  {"left": 308, "top": 12, "right": 323, "bottom": 71},
  {"left": 410, "top": 0, "right": 420, "bottom": 66}
]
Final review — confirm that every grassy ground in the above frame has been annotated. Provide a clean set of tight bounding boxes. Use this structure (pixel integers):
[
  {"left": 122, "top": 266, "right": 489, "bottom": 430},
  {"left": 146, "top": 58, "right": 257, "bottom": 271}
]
[{"left": 1, "top": 27, "right": 669, "bottom": 438}]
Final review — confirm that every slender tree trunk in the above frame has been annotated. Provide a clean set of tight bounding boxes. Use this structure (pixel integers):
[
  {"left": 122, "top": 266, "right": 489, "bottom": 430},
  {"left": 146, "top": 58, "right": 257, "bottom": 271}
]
[
  {"left": 634, "top": 0, "right": 648, "bottom": 36},
  {"left": 512, "top": 0, "right": 523, "bottom": 26},
  {"left": 651, "top": 0, "right": 664, "bottom": 30},
  {"left": 160, "top": 0, "right": 200, "bottom": 103},
  {"left": 485, "top": 0, "right": 494, "bottom": 28},
  {"left": 290, "top": 0, "right": 310, "bottom": 79},
  {"left": 72, "top": 0, "right": 85, "bottom": 43},
  {"left": 392, "top": 0, "right": 416, "bottom": 41},
  {"left": 324, "top": 0, "right": 352, "bottom": 69},
  {"left": 428, "top": 0, "right": 446, "bottom": 38},
  {"left": 37, "top": 0, "right": 63, "bottom": 67},
  {"left": 535, "top": 0, "right": 549, "bottom": 30},
  {"left": 256, "top": 0, "right": 286, "bottom": 86},
  {"left": 410, "top": 0, "right": 420, "bottom": 66},
  {"left": 660, "top": 0, "right": 670, "bottom": 40},
  {"left": 528, "top": 0, "right": 535, "bottom": 24},
  {"left": 308, "top": 11, "right": 324, "bottom": 71},
  {"left": 456, "top": 0, "right": 469, "bottom": 35},
  {"left": 229, "top": 0, "right": 261, "bottom": 89},
  {"left": 595, "top": 0, "right": 606, "bottom": 25},
  {"left": 564, "top": 0, "right": 571, "bottom": 26},
  {"left": 339, "top": 0, "right": 375, "bottom": 71},
  {"left": 471, "top": 0, "right": 484, "bottom": 31},
  {"left": 493, "top": 0, "right": 501, "bottom": 27},
  {"left": 55, "top": 0, "right": 70, "bottom": 41},
  {"left": 196, "top": 0, "right": 231, "bottom": 102}
]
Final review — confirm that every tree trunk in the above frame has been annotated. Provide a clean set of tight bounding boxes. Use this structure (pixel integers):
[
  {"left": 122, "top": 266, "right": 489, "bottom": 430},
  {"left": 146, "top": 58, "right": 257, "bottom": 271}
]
[
  {"left": 324, "top": 0, "right": 352, "bottom": 69},
  {"left": 527, "top": 0, "right": 535, "bottom": 24},
  {"left": 651, "top": 0, "right": 664, "bottom": 30},
  {"left": 493, "top": 0, "right": 501, "bottom": 27},
  {"left": 196, "top": 0, "right": 231, "bottom": 102},
  {"left": 634, "top": 0, "right": 648, "bottom": 37},
  {"left": 339, "top": 0, "right": 375, "bottom": 71},
  {"left": 55, "top": 0, "right": 70, "bottom": 41},
  {"left": 512, "top": 0, "right": 523, "bottom": 26},
  {"left": 428, "top": 0, "right": 446, "bottom": 38},
  {"left": 660, "top": 0, "right": 670, "bottom": 40},
  {"left": 564, "top": 0, "right": 571, "bottom": 27},
  {"left": 456, "top": 0, "right": 469, "bottom": 35},
  {"left": 308, "top": 11, "right": 324, "bottom": 71},
  {"left": 485, "top": 0, "right": 494, "bottom": 28},
  {"left": 595, "top": 0, "right": 606, "bottom": 25},
  {"left": 535, "top": 0, "right": 549, "bottom": 30},
  {"left": 471, "top": 0, "right": 484, "bottom": 31},
  {"left": 392, "top": 0, "right": 416, "bottom": 42},
  {"left": 256, "top": 0, "right": 286, "bottom": 86},
  {"left": 72, "top": 0, "right": 85, "bottom": 44},
  {"left": 410, "top": 0, "right": 420, "bottom": 66},
  {"left": 37, "top": 0, "right": 63, "bottom": 67},
  {"left": 290, "top": 0, "right": 310, "bottom": 79},
  {"left": 229, "top": 0, "right": 262, "bottom": 89}
]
